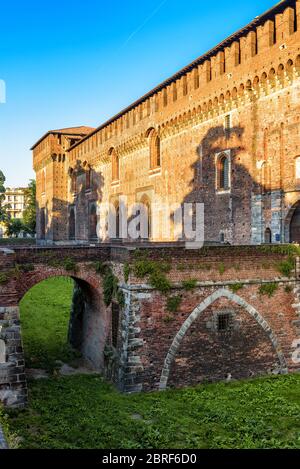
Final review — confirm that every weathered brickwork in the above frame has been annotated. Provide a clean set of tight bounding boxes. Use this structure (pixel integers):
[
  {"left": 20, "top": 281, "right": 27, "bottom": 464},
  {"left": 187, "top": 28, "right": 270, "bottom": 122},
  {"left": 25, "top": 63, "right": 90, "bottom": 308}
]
[
  {"left": 0, "top": 244, "right": 300, "bottom": 406},
  {"left": 32, "top": 0, "right": 300, "bottom": 246}
]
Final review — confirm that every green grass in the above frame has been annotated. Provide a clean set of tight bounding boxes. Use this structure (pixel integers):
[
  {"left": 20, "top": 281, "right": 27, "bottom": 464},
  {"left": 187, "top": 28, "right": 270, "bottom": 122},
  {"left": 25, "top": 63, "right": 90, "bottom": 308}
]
[
  {"left": 6, "top": 374, "right": 300, "bottom": 449},
  {"left": 3, "top": 277, "right": 300, "bottom": 449},
  {"left": 19, "top": 276, "right": 75, "bottom": 370}
]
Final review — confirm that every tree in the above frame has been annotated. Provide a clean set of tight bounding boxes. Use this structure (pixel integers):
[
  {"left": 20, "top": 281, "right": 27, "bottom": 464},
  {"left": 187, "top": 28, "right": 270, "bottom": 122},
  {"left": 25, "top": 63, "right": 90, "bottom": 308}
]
[
  {"left": 5, "top": 218, "right": 24, "bottom": 238},
  {"left": 23, "top": 179, "right": 36, "bottom": 235},
  {"left": 0, "top": 170, "right": 7, "bottom": 222}
]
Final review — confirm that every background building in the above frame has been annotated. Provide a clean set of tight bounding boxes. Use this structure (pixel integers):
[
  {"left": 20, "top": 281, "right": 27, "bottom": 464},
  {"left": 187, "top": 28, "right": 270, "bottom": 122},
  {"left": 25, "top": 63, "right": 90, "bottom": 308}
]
[{"left": 4, "top": 187, "right": 26, "bottom": 219}]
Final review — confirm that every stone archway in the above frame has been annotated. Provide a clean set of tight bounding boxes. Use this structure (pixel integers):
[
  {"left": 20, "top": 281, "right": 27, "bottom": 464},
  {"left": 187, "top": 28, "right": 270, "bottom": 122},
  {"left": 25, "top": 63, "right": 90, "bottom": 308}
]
[
  {"left": 289, "top": 201, "right": 300, "bottom": 243},
  {"left": 159, "top": 288, "right": 286, "bottom": 390}
]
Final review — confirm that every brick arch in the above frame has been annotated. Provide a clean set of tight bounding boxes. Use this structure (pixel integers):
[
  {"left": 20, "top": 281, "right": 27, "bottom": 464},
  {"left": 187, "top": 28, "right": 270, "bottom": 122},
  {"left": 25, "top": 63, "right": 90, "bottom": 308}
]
[
  {"left": 17, "top": 268, "right": 101, "bottom": 303},
  {"left": 159, "top": 288, "right": 286, "bottom": 390}
]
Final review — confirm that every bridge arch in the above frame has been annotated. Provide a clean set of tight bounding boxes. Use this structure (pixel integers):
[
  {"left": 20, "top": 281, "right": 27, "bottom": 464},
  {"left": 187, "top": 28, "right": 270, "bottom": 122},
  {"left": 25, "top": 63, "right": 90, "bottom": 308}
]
[
  {"left": 17, "top": 267, "right": 110, "bottom": 372},
  {"left": 159, "top": 288, "right": 287, "bottom": 390}
]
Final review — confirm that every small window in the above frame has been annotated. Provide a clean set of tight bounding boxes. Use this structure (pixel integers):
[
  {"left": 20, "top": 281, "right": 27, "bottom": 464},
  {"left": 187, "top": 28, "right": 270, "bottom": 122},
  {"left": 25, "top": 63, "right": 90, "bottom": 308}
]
[
  {"left": 296, "top": 157, "right": 300, "bottom": 180},
  {"left": 110, "top": 149, "right": 119, "bottom": 182},
  {"left": 224, "top": 114, "right": 231, "bottom": 131},
  {"left": 112, "top": 302, "right": 120, "bottom": 348},
  {"left": 86, "top": 168, "right": 92, "bottom": 190},
  {"left": 217, "top": 153, "right": 230, "bottom": 191},
  {"left": 148, "top": 129, "right": 161, "bottom": 169},
  {"left": 217, "top": 313, "right": 231, "bottom": 332},
  {"left": 265, "top": 228, "right": 272, "bottom": 244},
  {"left": 220, "top": 232, "right": 225, "bottom": 243}
]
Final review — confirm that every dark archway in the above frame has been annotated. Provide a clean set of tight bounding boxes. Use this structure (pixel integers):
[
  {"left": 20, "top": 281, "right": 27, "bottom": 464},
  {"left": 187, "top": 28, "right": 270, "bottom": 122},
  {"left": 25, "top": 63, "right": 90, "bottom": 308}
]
[
  {"left": 69, "top": 207, "right": 76, "bottom": 240},
  {"left": 290, "top": 202, "right": 300, "bottom": 243}
]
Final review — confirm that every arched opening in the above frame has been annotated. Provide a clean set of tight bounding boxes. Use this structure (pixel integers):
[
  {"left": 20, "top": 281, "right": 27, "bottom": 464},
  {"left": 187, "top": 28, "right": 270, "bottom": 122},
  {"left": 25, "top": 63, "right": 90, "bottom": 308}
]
[
  {"left": 89, "top": 202, "right": 98, "bottom": 240},
  {"left": 289, "top": 201, "right": 300, "bottom": 243},
  {"left": 264, "top": 228, "right": 272, "bottom": 244},
  {"left": 69, "top": 206, "right": 76, "bottom": 240},
  {"left": 140, "top": 195, "right": 152, "bottom": 240},
  {"left": 40, "top": 207, "right": 46, "bottom": 240},
  {"left": 147, "top": 128, "right": 161, "bottom": 169},
  {"left": 19, "top": 275, "right": 110, "bottom": 373},
  {"left": 160, "top": 289, "right": 285, "bottom": 390}
]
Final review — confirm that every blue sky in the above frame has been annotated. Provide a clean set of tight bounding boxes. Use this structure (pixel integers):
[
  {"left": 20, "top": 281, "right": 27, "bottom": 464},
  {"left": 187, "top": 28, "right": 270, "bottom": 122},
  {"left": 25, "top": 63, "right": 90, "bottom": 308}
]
[{"left": 0, "top": 0, "right": 276, "bottom": 187}]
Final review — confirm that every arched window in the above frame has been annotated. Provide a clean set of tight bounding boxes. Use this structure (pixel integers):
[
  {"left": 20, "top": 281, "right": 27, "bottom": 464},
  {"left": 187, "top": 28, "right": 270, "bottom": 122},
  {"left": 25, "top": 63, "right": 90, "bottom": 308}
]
[
  {"left": 148, "top": 129, "right": 161, "bottom": 169},
  {"left": 41, "top": 170, "right": 46, "bottom": 194},
  {"left": 113, "top": 202, "right": 120, "bottom": 239},
  {"left": 265, "top": 228, "right": 272, "bottom": 244},
  {"left": 40, "top": 208, "right": 46, "bottom": 240},
  {"left": 295, "top": 157, "right": 300, "bottom": 181},
  {"left": 89, "top": 202, "right": 97, "bottom": 240},
  {"left": 217, "top": 153, "right": 230, "bottom": 191},
  {"left": 110, "top": 149, "right": 119, "bottom": 182},
  {"left": 69, "top": 207, "right": 75, "bottom": 240},
  {"left": 86, "top": 167, "right": 92, "bottom": 190},
  {"left": 140, "top": 195, "right": 152, "bottom": 239}
]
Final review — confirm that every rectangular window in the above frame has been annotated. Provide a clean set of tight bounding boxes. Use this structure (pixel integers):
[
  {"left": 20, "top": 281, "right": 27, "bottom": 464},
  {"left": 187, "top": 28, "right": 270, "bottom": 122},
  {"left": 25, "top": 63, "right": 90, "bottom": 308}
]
[
  {"left": 217, "top": 313, "right": 231, "bottom": 332},
  {"left": 224, "top": 114, "right": 231, "bottom": 131}
]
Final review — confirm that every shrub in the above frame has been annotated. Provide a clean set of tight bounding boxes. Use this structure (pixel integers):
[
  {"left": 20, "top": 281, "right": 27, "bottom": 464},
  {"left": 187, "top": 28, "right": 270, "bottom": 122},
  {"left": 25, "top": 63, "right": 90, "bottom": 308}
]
[
  {"left": 116, "top": 289, "right": 125, "bottom": 308},
  {"left": 62, "top": 258, "right": 78, "bottom": 272},
  {"left": 167, "top": 296, "right": 182, "bottom": 313},
  {"left": 19, "top": 263, "right": 35, "bottom": 273},
  {"left": 277, "top": 258, "right": 295, "bottom": 278},
  {"left": 0, "top": 273, "right": 8, "bottom": 284},
  {"left": 259, "top": 283, "right": 278, "bottom": 298},
  {"left": 218, "top": 263, "right": 225, "bottom": 275},
  {"left": 229, "top": 283, "right": 244, "bottom": 293},
  {"left": 149, "top": 271, "right": 171, "bottom": 293},
  {"left": 182, "top": 279, "right": 197, "bottom": 291},
  {"left": 123, "top": 263, "right": 131, "bottom": 283},
  {"left": 285, "top": 285, "right": 293, "bottom": 294},
  {"left": 103, "top": 269, "right": 119, "bottom": 306},
  {"left": 93, "top": 261, "right": 108, "bottom": 276}
]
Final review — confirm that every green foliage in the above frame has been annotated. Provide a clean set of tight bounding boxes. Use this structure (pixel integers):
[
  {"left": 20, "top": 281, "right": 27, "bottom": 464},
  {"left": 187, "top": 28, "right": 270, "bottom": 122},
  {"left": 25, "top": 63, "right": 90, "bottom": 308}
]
[
  {"left": 18, "top": 263, "right": 35, "bottom": 273},
  {"left": 0, "top": 170, "right": 7, "bottom": 223},
  {"left": 285, "top": 285, "right": 293, "bottom": 294},
  {"left": 103, "top": 269, "right": 119, "bottom": 306},
  {"left": 166, "top": 296, "right": 182, "bottom": 313},
  {"left": 62, "top": 258, "right": 78, "bottom": 272},
  {"left": 4, "top": 218, "right": 25, "bottom": 238},
  {"left": 123, "top": 263, "right": 131, "bottom": 283},
  {"left": 218, "top": 263, "right": 225, "bottom": 275},
  {"left": 93, "top": 261, "right": 108, "bottom": 276},
  {"left": 6, "top": 373, "right": 300, "bottom": 449},
  {"left": 259, "top": 283, "right": 278, "bottom": 298},
  {"left": 116, "top": 289, "right": 125, "bottom": 308},
  {"left": 0, "top": 273, "right": 8, "bottom": 284},
  {"left": 229, "top": 283, "right": 244, "bottom": 293},
  {"left": 23, "top": 180, "right": 36, "bottom": 235},
  {"left": 149, "top": 270, "right": 171, "bottom": 293},
  {"left": 277, "top": 258, "right": 295, "bottom": 278},
  {"left": 182, "top": 279, "right": 197, "bottom": 291}
]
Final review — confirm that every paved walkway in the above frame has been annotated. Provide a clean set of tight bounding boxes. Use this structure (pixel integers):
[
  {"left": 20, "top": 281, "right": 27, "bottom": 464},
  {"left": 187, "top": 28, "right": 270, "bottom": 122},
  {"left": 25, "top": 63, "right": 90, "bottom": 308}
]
[{"left": 0, "top": 424, "right": 7, "bottom": 449}]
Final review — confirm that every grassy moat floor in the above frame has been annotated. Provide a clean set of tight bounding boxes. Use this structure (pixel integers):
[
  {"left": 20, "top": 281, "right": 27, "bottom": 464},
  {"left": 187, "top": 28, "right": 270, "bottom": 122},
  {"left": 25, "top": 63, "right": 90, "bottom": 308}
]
[{"left": 1, "top": 277, "right": 300, "bottom": 449}]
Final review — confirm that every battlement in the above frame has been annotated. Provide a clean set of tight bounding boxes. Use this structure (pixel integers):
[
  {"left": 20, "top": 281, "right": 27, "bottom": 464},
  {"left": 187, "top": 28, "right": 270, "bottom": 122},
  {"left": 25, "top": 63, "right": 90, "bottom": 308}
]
[{"left": 68, "top": 0, "right": 300, "bottom": 160}]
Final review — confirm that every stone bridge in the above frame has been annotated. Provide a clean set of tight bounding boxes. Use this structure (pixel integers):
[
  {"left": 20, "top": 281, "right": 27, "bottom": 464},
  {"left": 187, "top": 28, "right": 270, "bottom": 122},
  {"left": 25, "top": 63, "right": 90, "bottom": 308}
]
[{"left": 0, "top": 244, "right": 300, "bottom": 407}]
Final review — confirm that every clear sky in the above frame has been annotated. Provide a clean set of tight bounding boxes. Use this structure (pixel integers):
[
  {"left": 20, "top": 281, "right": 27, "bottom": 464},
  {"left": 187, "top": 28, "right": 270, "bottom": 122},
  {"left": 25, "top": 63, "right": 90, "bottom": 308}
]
[{"left": 0, "top": 0, "right": 277, "bottom": 187}]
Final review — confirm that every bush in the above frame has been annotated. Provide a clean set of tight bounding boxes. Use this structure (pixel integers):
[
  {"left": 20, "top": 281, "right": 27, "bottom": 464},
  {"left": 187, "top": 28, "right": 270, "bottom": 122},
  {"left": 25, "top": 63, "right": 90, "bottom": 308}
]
[
  {"left": 277, "top": 259, "right": 295, "bottom": 278},
  {"left": 62, "top": 258, "right": 78, "bottom": 272},
  {"left": 182, "top": 279, "right": 197, "bottom": 291},
  {"left": 167, "top": 296, "right": 182, "bottom": 313},
  {"left": 229, "top": 283, "right": 244, "bottom": 293},
  {"left": 103, "top": 269, "right": 119, "bottom": 306},
  {"left": 93, "top": 261, "right": 108, "bottom": 276},
  {"left": 0, "top": 273, "right": 8, "bottom": 284},
  {"left": 259, "top": 283, "right": 278, "bottom": 298},
  {"left": 123, "top": 263, "right": 131, "bottom": 282},
  {"left": 149, "top": 271, "right": 171, "bottom": 293}
]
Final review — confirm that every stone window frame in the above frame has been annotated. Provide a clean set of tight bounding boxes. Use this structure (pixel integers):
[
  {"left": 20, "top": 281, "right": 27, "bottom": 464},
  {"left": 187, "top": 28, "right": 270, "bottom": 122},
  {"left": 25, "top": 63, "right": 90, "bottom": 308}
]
[{"left": 215, "top": 149, "right": 231, "bottom": 194}]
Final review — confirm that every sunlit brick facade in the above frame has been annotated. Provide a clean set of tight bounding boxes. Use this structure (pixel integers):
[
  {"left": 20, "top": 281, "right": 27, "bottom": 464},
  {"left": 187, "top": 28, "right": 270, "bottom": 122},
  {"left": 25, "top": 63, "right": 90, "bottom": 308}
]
[{"left": 32, "top": 0, "right": 300, "bottom": 246}]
